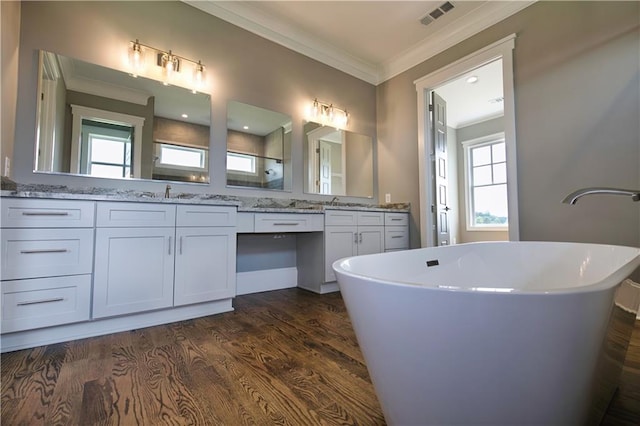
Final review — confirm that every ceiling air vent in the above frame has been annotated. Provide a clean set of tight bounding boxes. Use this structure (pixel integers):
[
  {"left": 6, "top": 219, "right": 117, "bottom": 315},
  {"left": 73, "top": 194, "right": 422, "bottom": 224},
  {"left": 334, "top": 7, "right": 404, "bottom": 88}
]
[{"left": 420, "top": 1, "right": 455, "bottom": 26}]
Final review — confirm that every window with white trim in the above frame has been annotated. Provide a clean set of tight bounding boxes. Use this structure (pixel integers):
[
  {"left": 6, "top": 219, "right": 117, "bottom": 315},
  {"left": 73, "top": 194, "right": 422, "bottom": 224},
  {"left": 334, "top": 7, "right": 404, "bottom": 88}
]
[
  {"left": 464, "top": 136, "right": 508, "bottom": 229},
  {"left": 82, "top": 120, "right": 133, "bottom": 179}
]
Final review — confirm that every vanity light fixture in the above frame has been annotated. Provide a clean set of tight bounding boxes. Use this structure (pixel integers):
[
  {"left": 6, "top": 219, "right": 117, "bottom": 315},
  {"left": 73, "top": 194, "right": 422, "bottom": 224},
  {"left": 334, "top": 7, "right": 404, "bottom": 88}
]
[
  {"left": 127, "top": 40, "right": 206, "bottom": 91},
  {"left": 307, "top": 98, "right": 349, "bottom": 129}
]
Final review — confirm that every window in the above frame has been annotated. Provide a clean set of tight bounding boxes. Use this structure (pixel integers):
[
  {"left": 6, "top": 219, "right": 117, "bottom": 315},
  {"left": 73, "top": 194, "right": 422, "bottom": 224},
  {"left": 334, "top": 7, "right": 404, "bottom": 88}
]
[
  {"left": 82, "top": 120, "right": 133, "bottom": 179},
  {"left": 226, "top": 152, "right": 256, "bottom": 174},
  {"left": 464, "top": 136, "right": 508, "bottom": 229},
  {"left": 70, "top": 105, "right": 144, "bottom": 178},
  {"left": 157, "top": 144, "right": 207, "bottom": 169}
]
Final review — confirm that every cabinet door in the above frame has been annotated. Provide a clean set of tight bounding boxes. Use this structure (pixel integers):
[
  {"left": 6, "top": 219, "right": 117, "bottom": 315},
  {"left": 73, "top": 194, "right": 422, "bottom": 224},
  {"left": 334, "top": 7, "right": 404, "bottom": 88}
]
[
  {"left": 174, "top": 227, "right": 236, "bottom": 306},
  {"left": 324, "top": 226, "right": 357, "bottom": 282},
  {"left": 357, "top": 226, "right": 384, "bottom": 255},
  {"left": 93, "top": 227, "right": 175, "bottom": 318}
]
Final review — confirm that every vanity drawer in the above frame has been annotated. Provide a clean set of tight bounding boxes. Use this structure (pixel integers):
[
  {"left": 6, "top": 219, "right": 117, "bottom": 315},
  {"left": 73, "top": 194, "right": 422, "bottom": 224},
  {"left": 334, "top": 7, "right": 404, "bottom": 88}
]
[
  {"left": 357, "top": 211, "right": 384, "bottom": 226},
  {"left": 1, "top": 228, "right": 94, "bottom": 280},
  {"left": 325, "top": 210, "right": 357, "bottom": 226},
  {"left": 97, "top": 202, "right": 176, "bottom": 227},
  {"left": 1, "top": 198, "right": 95, "bottom": 228},
  {"left": 385, "top": 212, "right": 409, "bottom": 226},
  {"left": 385, "top": 227, "right": 409, "bottom": 250},
  {"left": 325, "top": 210, "right": 384, "bottom": 226},
  {"left": 176, "top": 205, "right": 237, "bottom": 227},
  {"left": 254, "top": 213, "right": 324, "bottom": 233},
  {"left": 1, "top": 275, "right": 91, "bottom": 333}
]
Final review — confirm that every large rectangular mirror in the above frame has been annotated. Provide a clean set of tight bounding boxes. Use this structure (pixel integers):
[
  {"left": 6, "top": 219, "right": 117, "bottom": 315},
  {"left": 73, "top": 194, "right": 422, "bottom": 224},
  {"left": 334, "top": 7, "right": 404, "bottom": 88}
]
[
  {"left": 34, "top": 50, "right": 211, "bottom": 183},
  {"left": 303, "top": 121, "right": 373, "bottom": 198},
  {"left": 226, "top": 101, "right": 292, "bottom": 191}
]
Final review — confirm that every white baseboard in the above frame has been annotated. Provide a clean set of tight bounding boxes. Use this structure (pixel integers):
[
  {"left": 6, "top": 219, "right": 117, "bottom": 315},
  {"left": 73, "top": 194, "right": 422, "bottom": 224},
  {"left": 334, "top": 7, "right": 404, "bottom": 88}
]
[
  {"left": 236, "top": 267, "right": 298, "bottom": 295},
  {"left": 1, "top": 299, "right": 233, "bottom": 353}
]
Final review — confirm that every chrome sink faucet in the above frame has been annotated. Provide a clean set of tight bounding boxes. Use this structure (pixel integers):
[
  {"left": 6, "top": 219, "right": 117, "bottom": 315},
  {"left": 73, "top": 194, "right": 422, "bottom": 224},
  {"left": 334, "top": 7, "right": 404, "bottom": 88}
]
[
  {"left": 330, "top": 196, "right": 339, "bottom": 206},
  {"left": 164, "top": 184, "right": 171, "bottom": 199},
  {"left": 562, "top": 187, "right": 640, "bottom": 205}
]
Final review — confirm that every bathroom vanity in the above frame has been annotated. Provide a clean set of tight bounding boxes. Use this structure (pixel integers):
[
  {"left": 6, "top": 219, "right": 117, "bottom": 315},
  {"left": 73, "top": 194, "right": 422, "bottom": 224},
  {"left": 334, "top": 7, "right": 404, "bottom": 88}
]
[{"left": 0, "top": 191, "right": 409, "bottom": 352}]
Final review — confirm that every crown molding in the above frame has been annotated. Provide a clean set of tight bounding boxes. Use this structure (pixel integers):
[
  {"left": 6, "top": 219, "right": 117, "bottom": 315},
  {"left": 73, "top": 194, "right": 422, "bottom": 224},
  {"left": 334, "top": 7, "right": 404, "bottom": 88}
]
[
  {"left": 184, "top": 1, "right": 536, "bottom": 86},
  {"left": 184, "top": 0, "right": 380, "bottom": 84}
]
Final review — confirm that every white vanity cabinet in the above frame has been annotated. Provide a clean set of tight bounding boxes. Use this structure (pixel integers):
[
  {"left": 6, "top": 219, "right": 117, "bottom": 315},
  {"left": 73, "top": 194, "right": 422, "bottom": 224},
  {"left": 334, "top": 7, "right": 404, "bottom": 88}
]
[
  {"left": 173, "top": 205, "right": 237, "bottom": 306},
  {"left": 323, "top": 210, "right": 384, "bottom": 282},
  {"left": 0, "top": 198, "right": 95, "bottom": 333},
  {"left": 93, "top": 202, "right": 237, "bottom": 318},
  {"left": 93, "top": 202, "right": 176, "bottom": 318},
  {"left": 384, "top": 212, "right": 410, "bottom": 251},
  {"left": 298, "top": 208, "right": 409, "bottom": 294}
]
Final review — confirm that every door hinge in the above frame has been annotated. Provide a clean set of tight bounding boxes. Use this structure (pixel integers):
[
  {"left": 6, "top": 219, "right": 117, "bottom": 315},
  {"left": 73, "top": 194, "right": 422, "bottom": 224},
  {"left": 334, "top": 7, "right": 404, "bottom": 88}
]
[
  {"left": 428, "top": 104, "right": 433, "bottom": 112},
  {"left": 316, "top": 148, "right": 320, "bottom": 153},
  {"left": 431, "top": 205, "right": 435, "bottom": 213}
]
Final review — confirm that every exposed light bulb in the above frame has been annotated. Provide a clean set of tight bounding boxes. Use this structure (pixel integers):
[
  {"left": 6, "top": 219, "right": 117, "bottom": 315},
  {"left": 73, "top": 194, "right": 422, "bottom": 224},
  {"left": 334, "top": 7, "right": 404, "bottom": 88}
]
[
  {"left": 162, "top": 51, "right": 177, "bottom": 85},
  {"left": 129, "top": 39, "right": 144, "bottom": 77},
  {"left": 193, "top": 60, "right": 205, "bottom": 91}
]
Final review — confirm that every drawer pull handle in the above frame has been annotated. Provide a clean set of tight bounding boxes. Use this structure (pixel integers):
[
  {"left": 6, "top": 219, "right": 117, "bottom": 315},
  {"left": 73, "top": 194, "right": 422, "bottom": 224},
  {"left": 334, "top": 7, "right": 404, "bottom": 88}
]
[
  {"left": 273, "top": 222, "right": 300, "bottom": 226},
  {"left": 17, "top": 297, "right": 64, "bottom": 306},
  {"left": 20, "top": 249, "right": 69, "bottom": 254},
  {"left": 168, "top": 236, "right": 172, "bottom": 255},
  {"left": 391, "top": 218, "right": 403, "bottom": 221},
  {"left": 22, "top": 212, "right": 70, "bottom": 216},
  {"left": 391, "top": 235, "right": 404, "bottom": 239}
]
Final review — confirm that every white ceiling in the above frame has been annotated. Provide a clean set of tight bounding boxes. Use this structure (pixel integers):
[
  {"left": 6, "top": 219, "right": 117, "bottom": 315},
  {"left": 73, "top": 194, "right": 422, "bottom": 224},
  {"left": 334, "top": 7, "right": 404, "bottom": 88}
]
[
  {"left": 435, "top": 58, "right": 503, "bottom": 129},
  {"left": 185, "top": 0, "right": 534, "bottom": 85}
]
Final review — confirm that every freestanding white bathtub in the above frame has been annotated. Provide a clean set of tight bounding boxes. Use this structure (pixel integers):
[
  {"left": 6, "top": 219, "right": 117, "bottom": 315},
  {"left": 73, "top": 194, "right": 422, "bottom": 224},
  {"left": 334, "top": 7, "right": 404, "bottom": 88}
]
[{"left": 333, "top": 241, "right": 640, "bottom": 426}]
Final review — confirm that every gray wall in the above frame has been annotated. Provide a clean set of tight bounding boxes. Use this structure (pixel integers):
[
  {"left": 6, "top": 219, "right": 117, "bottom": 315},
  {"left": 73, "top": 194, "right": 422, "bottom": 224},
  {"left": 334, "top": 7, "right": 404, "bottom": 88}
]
[
  {"left": 11, "top": 1, "right": 377, "bottom": 203},
  {"left": 377, "top": 1, "right": 639, "bottom": 249},
  {"left": 1, "top": 1, "right": 20, "bottom": 177},
  {"left": 345, "top": 131, "right": 374, "bottom": 198}
]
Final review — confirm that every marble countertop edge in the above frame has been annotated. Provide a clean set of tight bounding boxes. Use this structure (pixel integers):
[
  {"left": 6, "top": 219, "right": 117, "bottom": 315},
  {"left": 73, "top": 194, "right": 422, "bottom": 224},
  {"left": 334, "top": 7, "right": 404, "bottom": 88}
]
[{"left": 0, "top": 185, "right": 410, "bottom": 213}]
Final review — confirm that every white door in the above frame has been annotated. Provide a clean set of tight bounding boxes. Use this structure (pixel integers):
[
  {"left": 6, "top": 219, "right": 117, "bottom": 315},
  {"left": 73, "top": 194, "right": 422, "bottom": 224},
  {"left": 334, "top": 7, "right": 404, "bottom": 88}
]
[
  {"left": 174, "top": 227, "right": 236, "bottom": 306},
  {"left": 93, "top": 227, "right": 174, "bottom": 318},
  {"left": 319, "top": 140, "right": 332, "bottom": 194},
  {"left": 432, "top": 91, "right": 451, "bottom": 246},
  {"left": 324, "top": 226, "right": 357, "bottom": 282},
  {"left": 356, "top": 226, "right": 384, "bottom": 255}
]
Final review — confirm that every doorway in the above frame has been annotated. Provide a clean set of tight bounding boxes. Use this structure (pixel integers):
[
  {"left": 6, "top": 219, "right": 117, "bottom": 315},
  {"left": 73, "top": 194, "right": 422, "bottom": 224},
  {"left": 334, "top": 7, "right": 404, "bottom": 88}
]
[{"left": 414, "top": 34, "right": 519, "bottom": 247}]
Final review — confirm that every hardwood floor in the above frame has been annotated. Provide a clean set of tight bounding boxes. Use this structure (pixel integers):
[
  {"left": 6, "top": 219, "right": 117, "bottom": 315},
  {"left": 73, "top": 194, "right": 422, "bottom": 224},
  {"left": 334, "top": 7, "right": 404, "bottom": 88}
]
[{"left": 1, "top": 288, "right": 639, "bottom": 425}]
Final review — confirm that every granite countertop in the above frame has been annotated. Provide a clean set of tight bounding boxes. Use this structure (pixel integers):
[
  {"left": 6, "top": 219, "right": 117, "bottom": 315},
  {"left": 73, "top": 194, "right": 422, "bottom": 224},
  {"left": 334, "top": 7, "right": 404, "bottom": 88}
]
[{"left": 0, "top": 179, "right": 410, "bottom": 213}]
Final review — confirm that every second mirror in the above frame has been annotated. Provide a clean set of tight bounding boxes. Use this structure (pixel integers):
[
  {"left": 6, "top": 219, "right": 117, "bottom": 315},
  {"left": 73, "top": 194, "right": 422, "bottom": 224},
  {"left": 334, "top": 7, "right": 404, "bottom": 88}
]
[{"left": 226, "top": 101, "right": 292, "bottom": 191}]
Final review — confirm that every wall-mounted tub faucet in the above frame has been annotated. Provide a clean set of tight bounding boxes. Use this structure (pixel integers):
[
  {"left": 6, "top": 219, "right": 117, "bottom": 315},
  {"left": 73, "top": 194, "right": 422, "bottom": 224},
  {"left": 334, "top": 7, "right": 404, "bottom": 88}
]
[{"left": 562, "top": 187, "right": 640, "bottom": 205}]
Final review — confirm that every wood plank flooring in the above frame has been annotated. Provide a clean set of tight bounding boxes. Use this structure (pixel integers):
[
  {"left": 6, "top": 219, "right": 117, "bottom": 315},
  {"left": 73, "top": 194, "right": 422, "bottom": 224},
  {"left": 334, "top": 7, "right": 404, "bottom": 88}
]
[{"left": 2, "top": 288, "right": 639, "bottom": 425}]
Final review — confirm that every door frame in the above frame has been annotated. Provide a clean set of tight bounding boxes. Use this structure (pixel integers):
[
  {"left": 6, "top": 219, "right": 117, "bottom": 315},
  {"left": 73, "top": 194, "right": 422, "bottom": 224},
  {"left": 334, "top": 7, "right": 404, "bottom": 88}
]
[{"left": 414, "top": 34, "right": 519, "bottom": 247}]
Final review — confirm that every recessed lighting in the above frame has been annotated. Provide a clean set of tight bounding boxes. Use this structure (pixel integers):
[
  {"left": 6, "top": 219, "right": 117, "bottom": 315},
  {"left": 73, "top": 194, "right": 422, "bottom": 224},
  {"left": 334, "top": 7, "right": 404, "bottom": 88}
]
[
  {"left": 181, "top": 113, "right": 188, "bottom": 118},
  {"left": 243, "top": 125, "right": 249, "bottom": 130},
  {"left": 466, "top": 75, "right": 479, "bottom": 84}
]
